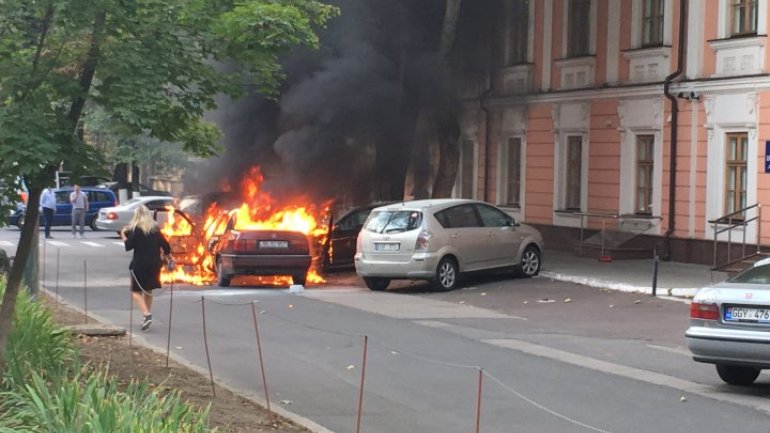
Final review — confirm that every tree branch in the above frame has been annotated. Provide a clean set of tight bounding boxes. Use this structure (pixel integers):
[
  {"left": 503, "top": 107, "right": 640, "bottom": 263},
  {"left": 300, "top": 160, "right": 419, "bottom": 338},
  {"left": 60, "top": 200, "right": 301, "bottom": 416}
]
[{"left": 67, "top": 11, "right": 107, "bottom": 129}]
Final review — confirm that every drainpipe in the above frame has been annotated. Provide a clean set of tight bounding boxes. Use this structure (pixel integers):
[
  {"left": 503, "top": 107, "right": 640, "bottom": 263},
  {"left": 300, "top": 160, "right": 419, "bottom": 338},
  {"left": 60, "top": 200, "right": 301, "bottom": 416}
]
[
  {"left": 481, "top": 73, "right": 494, "bottom": 203},
  {"left": 662, "top": 0, "right": 687, "bottom": 260}
]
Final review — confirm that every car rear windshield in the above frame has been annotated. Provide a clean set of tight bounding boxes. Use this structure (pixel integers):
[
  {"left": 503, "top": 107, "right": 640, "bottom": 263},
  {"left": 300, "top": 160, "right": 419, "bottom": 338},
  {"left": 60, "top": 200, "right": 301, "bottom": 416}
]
[
  {"left": 728, "top": 263, "right": 770, "bottom": 284},
  {"left": 364, "top": 210, "right": 423, "bottom": 234}
]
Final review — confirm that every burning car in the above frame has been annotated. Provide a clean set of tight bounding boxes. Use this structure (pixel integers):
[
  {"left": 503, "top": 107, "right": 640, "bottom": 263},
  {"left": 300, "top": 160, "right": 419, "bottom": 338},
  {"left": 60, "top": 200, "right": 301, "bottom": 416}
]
[
  {"left": 209, "top": 213, "right": 312, "bottom": 287},
  {"left": 155, "top": 166, "right": 331, "bottom": 287}
]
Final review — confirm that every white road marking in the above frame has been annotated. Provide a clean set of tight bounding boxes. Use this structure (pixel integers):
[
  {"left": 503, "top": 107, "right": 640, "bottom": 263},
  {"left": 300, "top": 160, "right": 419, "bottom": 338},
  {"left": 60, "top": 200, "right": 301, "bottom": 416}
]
[
  {"left": 0, "top": 241, "right": 14, "bottom": 247},
  {"left": 646, "top": 344, "right": 692, "bottom": 357},
  {"left": 113, "top": 241, "right": 125, "bottom": 247},
  {"left": 485, "top": 338, "right": 770, "bottom": 414},
  {"left": 81, "top": 241, "right": 104, "bottom": 248},
  {"left": 48, "top": 241, "right": 69, "bottom": 247}
]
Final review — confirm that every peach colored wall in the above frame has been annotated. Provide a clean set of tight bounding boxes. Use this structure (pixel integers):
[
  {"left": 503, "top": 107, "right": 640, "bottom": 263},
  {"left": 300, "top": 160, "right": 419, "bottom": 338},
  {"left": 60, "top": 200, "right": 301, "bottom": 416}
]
[
  {"left": 587, "top": 100, "right": 620, "bottom": 213},
  {"left": 694, "top": 106, "right": 708, "bottom": 239},
  {"left": 595, "top": 0, "right": 608, "bottom": 84},
  {"left": 551, "top": 0, "right": 564, "bottom": 90},
  {"left": 618, "top": 0, "right": 632, "bottom": 82},
  {"left": 533, "top": 1, "right": 544, "bottom": 90},
  {"left": 702, "top": 0, "right": 718, "bottom": 77},
  {"left": 757, "top": 93, "right": 770, "bottom": 244},
  {"left": 525, "top": 104, "right": 555, "bottom": 223}
]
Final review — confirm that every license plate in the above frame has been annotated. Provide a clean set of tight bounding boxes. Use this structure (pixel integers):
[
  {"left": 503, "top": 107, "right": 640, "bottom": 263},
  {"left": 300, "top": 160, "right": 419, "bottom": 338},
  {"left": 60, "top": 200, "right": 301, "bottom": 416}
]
[
  {"left": 259, "top": 240, "right": 288, "bottom": 249},
  {"left": 725, "top": 306, "right": 770, "bottom": 322},
  {"left": 374, "top": 242, "right": 400, "bottom": 252}
]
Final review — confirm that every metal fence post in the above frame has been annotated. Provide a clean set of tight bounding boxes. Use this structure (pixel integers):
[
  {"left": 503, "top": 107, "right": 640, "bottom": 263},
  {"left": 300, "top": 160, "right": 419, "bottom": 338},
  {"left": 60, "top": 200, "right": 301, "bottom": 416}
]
[{"left": 651, "top": 246, "right": 659, "bottom": 297}]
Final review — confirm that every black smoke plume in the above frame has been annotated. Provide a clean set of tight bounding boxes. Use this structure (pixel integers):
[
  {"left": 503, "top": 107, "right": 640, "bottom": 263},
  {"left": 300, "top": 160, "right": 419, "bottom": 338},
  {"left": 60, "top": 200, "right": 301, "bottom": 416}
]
[{"left": 187, "top": 0, "right": 497, "bottom": 207}]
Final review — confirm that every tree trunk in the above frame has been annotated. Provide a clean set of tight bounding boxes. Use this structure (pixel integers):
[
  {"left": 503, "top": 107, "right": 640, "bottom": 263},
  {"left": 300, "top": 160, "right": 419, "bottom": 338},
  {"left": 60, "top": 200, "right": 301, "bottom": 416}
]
[
  {"left": 431, "top": 0, "right": 462, "bottom": 199},
  {"left": 431, "top": 122, "right": 461, "bottom": 198},
  {"left": 0, "top": 187, "right": 41, "bottom": 370},
  {"left": 0, "top": 11, "right": 106, "bottom": 372}
]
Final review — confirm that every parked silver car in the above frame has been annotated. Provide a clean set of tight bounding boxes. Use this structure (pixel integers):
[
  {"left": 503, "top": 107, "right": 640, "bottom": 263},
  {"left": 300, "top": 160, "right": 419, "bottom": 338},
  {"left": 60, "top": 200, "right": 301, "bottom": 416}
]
[
  {"left": 95, "top": 196, "right": 175, "bottom": 233},
  {"left": 354, "top": 199, "right": 543, "bottom": 291},
  {"left": 686, "top": 257, "right": 770, "bottom": 385}
]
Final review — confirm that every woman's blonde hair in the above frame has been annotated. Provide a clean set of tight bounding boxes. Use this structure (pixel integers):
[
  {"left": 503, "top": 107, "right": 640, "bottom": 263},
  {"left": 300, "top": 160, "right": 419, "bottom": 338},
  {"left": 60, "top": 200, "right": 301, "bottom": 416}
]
[{"left": 128, "top": 204, "right": 157, "bottom": 234}]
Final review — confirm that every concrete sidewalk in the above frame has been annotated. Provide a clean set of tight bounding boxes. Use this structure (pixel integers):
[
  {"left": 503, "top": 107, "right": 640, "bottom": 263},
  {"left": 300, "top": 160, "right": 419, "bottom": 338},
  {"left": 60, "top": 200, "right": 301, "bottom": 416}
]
[{"left": 541, "top": 250, "right": 728, "bottom": 298}]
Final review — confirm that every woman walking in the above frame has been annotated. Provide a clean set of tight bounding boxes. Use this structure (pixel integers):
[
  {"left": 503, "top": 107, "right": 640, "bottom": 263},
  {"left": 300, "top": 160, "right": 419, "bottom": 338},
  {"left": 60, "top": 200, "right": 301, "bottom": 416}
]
[{"left": 121, "top": 204, "right": 171, "bottom": 331}]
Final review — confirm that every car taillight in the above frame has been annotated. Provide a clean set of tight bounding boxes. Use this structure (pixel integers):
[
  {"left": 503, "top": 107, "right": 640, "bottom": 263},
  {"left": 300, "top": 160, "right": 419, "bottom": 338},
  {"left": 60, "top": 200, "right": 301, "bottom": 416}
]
[
  {"left": 107, "top": 212, "right": 118, "bottom": 220},
  {"left": 415, "top": 230, "right": 432, "bottom": 252},
  {"left": 690, "top": 302, "right": 720, "bottom": 320}
]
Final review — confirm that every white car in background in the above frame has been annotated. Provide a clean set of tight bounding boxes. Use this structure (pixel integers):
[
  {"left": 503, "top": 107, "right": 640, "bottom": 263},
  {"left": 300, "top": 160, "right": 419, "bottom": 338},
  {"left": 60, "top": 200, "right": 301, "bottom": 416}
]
[
  {"left": 95, "top": 196, "right": 175, "bottom": 233},
  {"left": 355, "top": 199, "right": 544, "bottom": 291}
]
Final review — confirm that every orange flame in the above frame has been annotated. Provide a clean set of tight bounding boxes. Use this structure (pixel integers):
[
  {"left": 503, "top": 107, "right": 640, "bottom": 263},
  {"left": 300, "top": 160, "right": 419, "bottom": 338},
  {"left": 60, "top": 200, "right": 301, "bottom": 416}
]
[{"left": 161, "top": 166, "right": 331, "bottom": 287}]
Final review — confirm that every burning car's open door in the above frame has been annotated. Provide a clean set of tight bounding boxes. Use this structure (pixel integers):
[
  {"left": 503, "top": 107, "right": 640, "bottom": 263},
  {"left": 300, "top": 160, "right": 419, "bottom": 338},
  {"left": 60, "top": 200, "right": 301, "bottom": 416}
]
[{"left": 153, "top": 208, "right": 199, "bottom": 268}]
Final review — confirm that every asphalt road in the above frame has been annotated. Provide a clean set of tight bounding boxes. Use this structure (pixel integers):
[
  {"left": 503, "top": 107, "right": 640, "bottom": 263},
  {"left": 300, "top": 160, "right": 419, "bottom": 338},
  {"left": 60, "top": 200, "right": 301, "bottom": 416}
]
[{"left": 2, "top": 225, "right": 770, "bottom": 433}]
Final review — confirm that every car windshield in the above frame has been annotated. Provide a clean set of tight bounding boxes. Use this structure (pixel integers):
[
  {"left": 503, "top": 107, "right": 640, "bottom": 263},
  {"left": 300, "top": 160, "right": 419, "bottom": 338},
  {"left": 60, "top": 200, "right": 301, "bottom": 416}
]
[
  {"left": 727, "top": 262, "right": 770, "bottom": 285},
  {"left": 364, "top": 210, "right": 423, "bottom": 234}
]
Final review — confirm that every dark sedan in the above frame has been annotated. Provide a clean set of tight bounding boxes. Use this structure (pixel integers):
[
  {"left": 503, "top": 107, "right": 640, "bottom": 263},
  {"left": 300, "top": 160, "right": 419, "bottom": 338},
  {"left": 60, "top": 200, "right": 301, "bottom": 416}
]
[
  {"left": 211, "top": 215, "right": 312, "bottom": 287},
  {"left": 322, "top": 202, "right": 393, "bottom": 271}
]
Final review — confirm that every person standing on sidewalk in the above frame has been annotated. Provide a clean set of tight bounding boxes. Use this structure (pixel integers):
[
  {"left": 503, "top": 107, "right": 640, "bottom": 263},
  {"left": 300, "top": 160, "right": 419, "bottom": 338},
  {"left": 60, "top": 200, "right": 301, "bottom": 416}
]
[
  {"left": 69, "top": 185, "right": 88, "bottom": 238},
  {"left": 40, "top": 187, "right": 56, "bottom": 239},
  {"left": 121, "top": 204, "right": 171, "bottom": 331}
]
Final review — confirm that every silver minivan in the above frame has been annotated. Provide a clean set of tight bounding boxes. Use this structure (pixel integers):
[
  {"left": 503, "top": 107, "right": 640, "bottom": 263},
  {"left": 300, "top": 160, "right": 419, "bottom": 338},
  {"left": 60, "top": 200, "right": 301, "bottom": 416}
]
[{"left": 354, "top": 199, "right": 544, "bottom": 291}]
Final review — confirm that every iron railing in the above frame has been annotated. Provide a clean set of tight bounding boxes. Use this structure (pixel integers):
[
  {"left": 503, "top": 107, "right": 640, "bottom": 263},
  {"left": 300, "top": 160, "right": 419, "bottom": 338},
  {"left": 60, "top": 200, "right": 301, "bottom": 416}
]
[
  {"left": 577, "top": 211, "right": 662, "bottom": 257},
  {"left": 710, "top": 203, "right": 762, "bottom": 270}
]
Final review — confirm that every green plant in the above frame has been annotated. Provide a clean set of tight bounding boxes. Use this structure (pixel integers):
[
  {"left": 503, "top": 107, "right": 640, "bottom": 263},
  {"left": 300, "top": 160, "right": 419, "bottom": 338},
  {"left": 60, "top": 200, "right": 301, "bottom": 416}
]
[
  {"left": 0, "top": 369, "right": 214, "bottom": 432},
  {"left": 1, "top": 283, "right": 76, "bottom": 388}
]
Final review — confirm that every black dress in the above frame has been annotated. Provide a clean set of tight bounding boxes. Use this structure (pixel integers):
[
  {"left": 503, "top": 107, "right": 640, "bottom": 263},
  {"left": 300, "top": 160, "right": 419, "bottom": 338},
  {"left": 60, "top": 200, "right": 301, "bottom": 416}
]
[{"left": 124, "top": 227, "right": 171, "bottom": 293}]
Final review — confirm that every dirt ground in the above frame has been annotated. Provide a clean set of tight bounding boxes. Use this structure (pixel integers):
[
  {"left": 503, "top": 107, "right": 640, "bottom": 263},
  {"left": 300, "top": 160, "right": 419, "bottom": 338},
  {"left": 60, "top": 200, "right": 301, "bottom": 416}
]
[{"left": 43, "top": 295, "right": 312, "bottom": 433}]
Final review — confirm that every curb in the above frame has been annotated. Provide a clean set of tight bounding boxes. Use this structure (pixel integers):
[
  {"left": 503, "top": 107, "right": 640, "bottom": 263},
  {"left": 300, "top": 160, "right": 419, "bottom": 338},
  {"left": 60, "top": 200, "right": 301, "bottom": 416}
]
[{"left": 540, "top": 271, "right": 698, "bottom": 299}]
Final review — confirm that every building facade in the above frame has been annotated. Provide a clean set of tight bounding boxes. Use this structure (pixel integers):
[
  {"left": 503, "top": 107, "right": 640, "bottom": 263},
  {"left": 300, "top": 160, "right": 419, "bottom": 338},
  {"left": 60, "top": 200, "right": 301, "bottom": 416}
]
[{"left": 458, "top": 0, "right": 770, "bottom": 264}]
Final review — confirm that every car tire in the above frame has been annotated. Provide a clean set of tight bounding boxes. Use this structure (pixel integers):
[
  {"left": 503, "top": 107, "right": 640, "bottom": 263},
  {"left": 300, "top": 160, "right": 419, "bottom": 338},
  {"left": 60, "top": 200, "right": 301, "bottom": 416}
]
[
  {"left": 432, "top": 257, "right": 459, "bottom": 291},
  {"left": 363, "top": 277, "right": 390, "bottom": 291},
  {"left": 716, "top": 365, "right": 760, "bottom": 386},
  {"left": 516, "top": 245, "right": 541, "bottom": 277},
  {"left": 15, "top": 215, "right": 24, "bottom": 230},
  {"left": 216, "top": 259, "right": 231, "bottom": 288},
  {"left": 292, "top": 273, "right": 307, "bottom": 286}
]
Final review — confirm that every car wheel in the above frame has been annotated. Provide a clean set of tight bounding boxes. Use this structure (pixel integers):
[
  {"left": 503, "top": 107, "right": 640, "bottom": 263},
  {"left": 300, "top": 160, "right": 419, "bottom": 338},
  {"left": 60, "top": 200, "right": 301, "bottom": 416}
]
[
  {"left": 432, "top": 257, "right": 459, "bottom": 291},
  {"left": 15, "top": 215, "right": 24, "bottom": 230},
  {"left": 516, "top": 245, "right": 541, "bottom": 277},
  {"left": 716, "top": 365, "right": 760, "bottom": 386},
  {"left": 216, "top": 259, "right": 231, "bottom": 287},
  {"left": 89, "top": 217, "right": 99, "bottom": 231},
  {"left": 363, "top": 277, "right": 390, "bottom": 291},
  {"left": 292, "top": 273, "right": 307, "bottom": 286}
]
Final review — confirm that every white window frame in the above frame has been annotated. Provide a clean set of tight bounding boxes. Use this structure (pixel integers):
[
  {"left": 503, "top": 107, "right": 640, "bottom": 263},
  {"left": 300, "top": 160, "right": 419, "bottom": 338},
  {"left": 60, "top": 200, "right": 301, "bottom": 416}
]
[
  {"left": 561, "top": 0, "right": 597, "bottom": 58},
  {"left": 497, "top": 135, "right": 526, "bottom": 209},
  {"left": 705, "top": 127, "right": 758, "bottom": 240},
  {"left": 630, "top": 0, "right": 673, "bottom": 49},
  {"left": 718, "top": 0, "right": 767, "bottom": 38},
  {"left": 454, "top": 139, "right": 478, "bottom": 199},
  {"left": 554, "top": 131, "right": 589, "bottom": 217},
  {"left": 502, "top": 0, "right": 535, "bottom": 65},
  {"left": 620, "top": 131, "right": 663, "bottom": 218}
]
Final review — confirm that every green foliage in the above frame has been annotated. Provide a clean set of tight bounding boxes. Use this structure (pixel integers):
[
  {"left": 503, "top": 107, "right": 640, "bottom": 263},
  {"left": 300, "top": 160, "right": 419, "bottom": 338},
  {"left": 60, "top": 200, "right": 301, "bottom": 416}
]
[
  {"left": 0, "top": 370, "right": 214, "bottom": 433},
  {"left": 0, "top": 0, "right": 338, "bottom": 191},
  {"left": 0, "top": 281, "right": 76, "bottom": 388}
]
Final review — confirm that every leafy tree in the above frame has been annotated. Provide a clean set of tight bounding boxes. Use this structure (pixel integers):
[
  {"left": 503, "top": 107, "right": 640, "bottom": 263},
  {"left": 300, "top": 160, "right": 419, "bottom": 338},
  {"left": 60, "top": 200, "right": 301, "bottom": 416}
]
[{"left": 0, "top": 0, "right": 337, "bottom": 370}]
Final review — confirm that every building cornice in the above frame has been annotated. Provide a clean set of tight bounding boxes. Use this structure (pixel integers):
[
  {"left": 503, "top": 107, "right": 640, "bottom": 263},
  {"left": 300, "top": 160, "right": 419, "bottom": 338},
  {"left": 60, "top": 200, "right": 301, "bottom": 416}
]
[{"left": 476, "top": 75, "right": 770, "bottom": 107}]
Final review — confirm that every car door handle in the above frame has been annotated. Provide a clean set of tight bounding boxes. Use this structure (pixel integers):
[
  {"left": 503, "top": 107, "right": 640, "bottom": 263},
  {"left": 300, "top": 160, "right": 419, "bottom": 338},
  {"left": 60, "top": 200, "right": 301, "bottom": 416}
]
[
  {"left": 451, "top": 233, "right": 459, "bottom": 239},
  {"left": 486, "top": 231, "right": 493, "bottom": 237}
]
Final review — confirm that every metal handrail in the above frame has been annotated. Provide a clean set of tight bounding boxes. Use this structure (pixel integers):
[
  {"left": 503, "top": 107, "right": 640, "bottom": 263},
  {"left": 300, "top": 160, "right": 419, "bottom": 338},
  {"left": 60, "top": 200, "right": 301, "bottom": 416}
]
[
  {"left": 711, "top": 203, "right": 762, "bottom": 269},
  {"left": 576, "top": 211, "right": 620, "bottom": 257}
]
